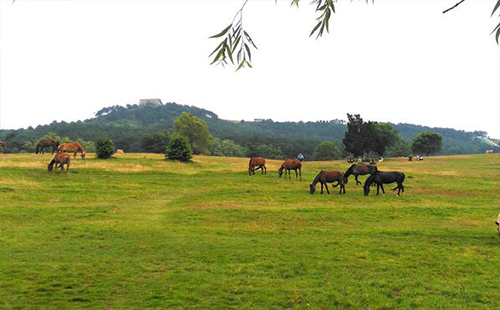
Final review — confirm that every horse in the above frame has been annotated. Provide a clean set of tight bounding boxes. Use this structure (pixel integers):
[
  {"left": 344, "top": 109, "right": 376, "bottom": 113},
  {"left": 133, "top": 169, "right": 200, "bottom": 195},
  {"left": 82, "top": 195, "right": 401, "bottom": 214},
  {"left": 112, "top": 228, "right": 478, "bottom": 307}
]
[
  {"left": 36, "top": 139, "right": 59, "bottom": 154},
  {"left": 248, "top": 157, "right": 266, "bottom": 175},
  {"left": 58, "top": 142, "right": 86, "bottom": 159},
  {"left": 278, "top": 159, "right": 302, "bottom": 181},
  {"left": 343, "top": 164, "right": 378, "bottom": 185},
  {"left": 0, "top": 141, "right": 5, "bottom": 151},
  {"left": 48, "top": 152, "right": 71, "bottom": 173},
  {"left": 310, "top": 171, "right": 346, "bottom": 195},
  {"left": 486, "top": 149, "right": 493, "bottom": 154},
  {"left": 363, "top": 170, "right": 405, "bottom": 196}
]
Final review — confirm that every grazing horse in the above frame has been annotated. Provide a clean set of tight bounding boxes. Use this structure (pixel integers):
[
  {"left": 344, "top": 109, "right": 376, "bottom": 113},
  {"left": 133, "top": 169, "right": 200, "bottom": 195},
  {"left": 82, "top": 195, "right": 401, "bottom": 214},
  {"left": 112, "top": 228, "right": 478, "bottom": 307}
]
[
  {"left": 486, "top": 149, "right": 493, "bottom": 154},
  {"left": 278, "top": 159, "right": 302, "bottom": 181},
  {"left": 58, "top": 142, "right": 86, "bottom": 159},
  {"left": 364, "top": 170, "right": 405, "bottom": 196},
  {"left": 36, "top": 139, "right": 59, "bottom": 154},
  {"left": 343, "top": 164, "right": 378, "bottom": 185},
  {"left": 48, "top": 153, "right": 71, "bottom": 173},
  {"left": 310, "top": 171, "right": 346, "bottom": 195},
  {"left": 0, "top": 141, "right": 5, "bottom": 150},
  {"left": 248, "top": 157, "right": 266, "bottom": 175}
]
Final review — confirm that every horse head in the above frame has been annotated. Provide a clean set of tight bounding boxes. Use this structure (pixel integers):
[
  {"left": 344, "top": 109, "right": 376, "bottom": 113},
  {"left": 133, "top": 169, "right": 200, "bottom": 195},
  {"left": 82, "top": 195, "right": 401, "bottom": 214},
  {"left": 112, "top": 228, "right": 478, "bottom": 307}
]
[
  {"left": 309, "top": 184, "right": 316, "bottom": 194},
  {"left": 81, "top": 152, "right": 86, "bottom": 160}
]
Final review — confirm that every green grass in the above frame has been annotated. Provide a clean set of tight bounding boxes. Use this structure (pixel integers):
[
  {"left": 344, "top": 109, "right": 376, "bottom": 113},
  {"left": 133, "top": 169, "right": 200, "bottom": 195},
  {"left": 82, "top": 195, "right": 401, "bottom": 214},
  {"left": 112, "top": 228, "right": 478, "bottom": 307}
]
[{"left": 1, "top": 153, "right": 499, "bottom": 310}]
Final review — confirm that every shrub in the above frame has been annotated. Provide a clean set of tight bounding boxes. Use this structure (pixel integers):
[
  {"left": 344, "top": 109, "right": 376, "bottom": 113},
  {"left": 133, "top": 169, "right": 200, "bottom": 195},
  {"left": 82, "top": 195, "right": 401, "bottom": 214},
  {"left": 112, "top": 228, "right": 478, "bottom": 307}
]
[
  {"left": 313, "top": 141, "right": 342, "bottom": 160},
  {"left": 95, "top": 137, "right": 115, "bottom": 159},
  {"left": 166, "top": 135, "right": 192, "bottom": 162}
]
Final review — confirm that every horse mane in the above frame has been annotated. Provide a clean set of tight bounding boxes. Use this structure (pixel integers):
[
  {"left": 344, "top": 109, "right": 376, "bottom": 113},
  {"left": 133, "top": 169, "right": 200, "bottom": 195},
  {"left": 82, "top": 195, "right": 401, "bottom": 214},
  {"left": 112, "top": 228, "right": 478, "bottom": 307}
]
[
  {"left": 311, "top": 171, "right": 323, "bottom": 186},
  {"left": 47, "top": 158, "right": 56, "bottom": 171},
  {"left": 364, "top": 171, "right": 378, "bottom": 188}
]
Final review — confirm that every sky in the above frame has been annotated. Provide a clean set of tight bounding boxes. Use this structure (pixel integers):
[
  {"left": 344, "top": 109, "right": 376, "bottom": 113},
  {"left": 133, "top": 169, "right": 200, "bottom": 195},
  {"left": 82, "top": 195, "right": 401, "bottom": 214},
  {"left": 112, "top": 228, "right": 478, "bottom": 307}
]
[{"left": 0, "top": 0, "right": 499, "bottom": 138}]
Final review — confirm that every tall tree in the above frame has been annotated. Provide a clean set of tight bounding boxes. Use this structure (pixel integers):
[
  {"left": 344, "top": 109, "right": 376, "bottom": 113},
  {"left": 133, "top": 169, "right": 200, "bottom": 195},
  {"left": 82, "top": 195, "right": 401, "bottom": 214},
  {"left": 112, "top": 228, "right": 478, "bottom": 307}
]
[
  {"left": 343, "top": 114, "right": 366, "bottom": 157},
  {"left": 412, "top": 131, "right": 443, "bottom": 156},
  {"left": 174, "top": 112, "right": 213, "bottom": 155},
  {"left": 372, "top": 123, "right": 399, "bottom": 156}
]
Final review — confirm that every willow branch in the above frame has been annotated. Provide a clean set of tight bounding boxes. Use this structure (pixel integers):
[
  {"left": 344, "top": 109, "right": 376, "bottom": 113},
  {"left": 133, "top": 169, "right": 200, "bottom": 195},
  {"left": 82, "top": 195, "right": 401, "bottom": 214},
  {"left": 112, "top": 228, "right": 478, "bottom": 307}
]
[{"left": 443, "top": 0, "right": 466, "bottom": 14}]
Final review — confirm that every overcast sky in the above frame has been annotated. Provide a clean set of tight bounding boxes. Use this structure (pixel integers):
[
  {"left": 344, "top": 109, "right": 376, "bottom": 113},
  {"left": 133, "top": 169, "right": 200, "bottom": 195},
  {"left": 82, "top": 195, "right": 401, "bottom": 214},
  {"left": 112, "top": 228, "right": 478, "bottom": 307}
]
[{"left": 1, "top": 0, "right": 499, "bottom": 138}]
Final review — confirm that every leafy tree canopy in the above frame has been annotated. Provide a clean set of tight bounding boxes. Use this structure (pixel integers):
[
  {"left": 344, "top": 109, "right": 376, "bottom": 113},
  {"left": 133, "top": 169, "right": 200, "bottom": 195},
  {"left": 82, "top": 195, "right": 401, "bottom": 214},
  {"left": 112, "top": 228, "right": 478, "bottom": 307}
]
[{"left": 412, "top": 131, "right": 443, "bottom": 156}]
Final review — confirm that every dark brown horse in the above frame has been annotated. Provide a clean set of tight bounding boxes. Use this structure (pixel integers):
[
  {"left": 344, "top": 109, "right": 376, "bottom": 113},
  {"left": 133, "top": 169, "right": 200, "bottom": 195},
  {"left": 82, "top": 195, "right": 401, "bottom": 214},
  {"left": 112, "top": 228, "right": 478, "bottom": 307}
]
[
  {"left": 58, "top": 142, "right": 86, "bottom": 159},
  {"left": 248, "top": 157, "right": 266, "bottom": 175},
  {"left": 343, "top": 164, "right": 378, "bottom": 185},
  {"left": 310, "top": 171, "right": 346, "bottom": 195},
  {"left": 278, "top": 159, "right": 302, "bottom": 181},
  {"left": 0, "top": 141, "right": 5, "bottom": 150},
  {"left": 363, "top": 170, "right": 405, "bottom": 196},
  {"left": 36, "top": 139, "right": 59, "bottom": 154},
  {"left": 48, "top": 152, "right": 71, "bottom": 173}
]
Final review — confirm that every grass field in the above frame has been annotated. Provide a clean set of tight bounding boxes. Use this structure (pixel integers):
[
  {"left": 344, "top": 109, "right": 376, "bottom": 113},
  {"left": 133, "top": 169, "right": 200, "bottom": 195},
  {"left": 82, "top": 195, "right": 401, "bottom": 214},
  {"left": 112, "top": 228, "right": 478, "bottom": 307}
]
[{"left": 1, "top": 153, "right": 499, "bottom": 310}]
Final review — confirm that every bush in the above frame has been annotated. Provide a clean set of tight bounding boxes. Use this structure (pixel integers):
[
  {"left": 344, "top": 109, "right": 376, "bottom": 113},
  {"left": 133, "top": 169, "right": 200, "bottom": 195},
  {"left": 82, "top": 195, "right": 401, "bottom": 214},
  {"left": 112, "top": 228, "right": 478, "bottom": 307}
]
[
  {"left": 313, "top": 141, "right": 342, "bottom": 160},
  {"left": 95, "top": 137, "right": 115, "bottom": 159},
  {"left": 166, "top": 135, "right": 192, "bottom": 162}
]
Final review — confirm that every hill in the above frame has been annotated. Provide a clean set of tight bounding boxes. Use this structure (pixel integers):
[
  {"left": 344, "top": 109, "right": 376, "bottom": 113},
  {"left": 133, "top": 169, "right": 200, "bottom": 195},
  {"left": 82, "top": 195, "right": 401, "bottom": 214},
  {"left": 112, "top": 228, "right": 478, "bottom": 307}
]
[{"left": 0, "top": 101, "right": 497, "bottom": 156}]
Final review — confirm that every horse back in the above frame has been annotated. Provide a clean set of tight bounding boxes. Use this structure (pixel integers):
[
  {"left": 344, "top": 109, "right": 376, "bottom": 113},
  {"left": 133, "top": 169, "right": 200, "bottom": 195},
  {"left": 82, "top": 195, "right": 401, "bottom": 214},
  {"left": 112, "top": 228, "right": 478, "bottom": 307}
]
[
  {"left": 251, "top": 157, "right": 266, "bottom": 166},
  {"left": 321, "top": 171, "right": 344, "bottom": 183}
]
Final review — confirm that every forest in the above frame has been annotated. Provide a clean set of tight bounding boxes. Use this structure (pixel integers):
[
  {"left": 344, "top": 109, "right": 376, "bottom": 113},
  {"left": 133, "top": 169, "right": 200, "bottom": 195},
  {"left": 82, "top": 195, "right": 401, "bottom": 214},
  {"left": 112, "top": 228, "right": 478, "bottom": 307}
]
[{"left": 0, "top": 101, "right": 497, "bottom": 159}]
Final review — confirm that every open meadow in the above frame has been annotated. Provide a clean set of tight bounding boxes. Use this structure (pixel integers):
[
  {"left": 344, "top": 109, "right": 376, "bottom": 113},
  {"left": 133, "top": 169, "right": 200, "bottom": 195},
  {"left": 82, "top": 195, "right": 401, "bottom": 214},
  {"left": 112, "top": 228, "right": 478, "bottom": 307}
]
[{"left": 0, "top": 153, "right": 499, "bottom": 310}]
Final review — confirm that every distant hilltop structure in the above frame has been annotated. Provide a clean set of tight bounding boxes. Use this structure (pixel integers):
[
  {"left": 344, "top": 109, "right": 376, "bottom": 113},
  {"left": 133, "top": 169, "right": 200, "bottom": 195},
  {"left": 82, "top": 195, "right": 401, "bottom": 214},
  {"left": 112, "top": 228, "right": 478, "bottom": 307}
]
[{"left": 139, "top": 99, "right": 163, "bottom": 106}]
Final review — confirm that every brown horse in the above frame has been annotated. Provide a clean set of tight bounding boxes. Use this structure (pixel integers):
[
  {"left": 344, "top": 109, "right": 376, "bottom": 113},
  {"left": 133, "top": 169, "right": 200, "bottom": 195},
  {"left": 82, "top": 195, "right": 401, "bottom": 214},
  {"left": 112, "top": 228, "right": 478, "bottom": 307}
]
[
  {"left": 343, "top": 164, "right": 378, "bottom": 185},
  {"left": 48, "top": 153, "right": 71, "bottom": 173},
  {"left": 36, "top": 139, "right": 59, "bottom": 154},
  {"left": 248, "top": 157, "right": 266, "bottom": 175},
  {"left": 278, "top": 159, "right": 302, "bottom": 181},
  {"left": 310, "top": 171, "right": 346, "bottom": 195},
  {"left": 0, "top": 141, "right": 5, "bottom": 149},
  {"left": 58, "top": 142, "right": 86, "bottom": 159}
]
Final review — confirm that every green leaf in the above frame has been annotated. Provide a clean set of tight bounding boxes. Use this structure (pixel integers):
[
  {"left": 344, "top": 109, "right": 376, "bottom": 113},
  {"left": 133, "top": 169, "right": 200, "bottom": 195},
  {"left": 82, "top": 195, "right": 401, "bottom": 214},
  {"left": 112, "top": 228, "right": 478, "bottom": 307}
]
[
  {"left": 235, "top": 61, "right": 245, "bottom": 71},
  {"left": 492, "top": 0, "right": 500, "bottom": 16},
  {"left": 209, "top": 24, "right": 232, "bottom": 39},
  {"left": 211, "top": 48, "right": 225, "bottom": 65},
  {"left": 246, "top": 61, "right": 253, "bottom": 68},
  {"left": 226, "top": 43, "right": 234, "bottom": 64},
  {"left": 310, "top": 21, "right": 322, "bottom": 37},
  {"left": 244, "top": 43, "right": 252, "bottom": 61},
  {"left": 209, "top": 40, "right": 224, "bottom": 57},
  {"left": 244, "top": 31, "right": 258, "bottom": 49},
  {"left": 496, "top": 26, "right": 500, "bottom": 44}
]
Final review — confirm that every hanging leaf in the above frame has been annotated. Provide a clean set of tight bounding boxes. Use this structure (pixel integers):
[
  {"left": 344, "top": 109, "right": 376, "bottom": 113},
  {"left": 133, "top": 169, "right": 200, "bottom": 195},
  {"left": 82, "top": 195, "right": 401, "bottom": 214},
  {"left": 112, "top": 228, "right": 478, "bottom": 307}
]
[{"left": 209, "top": 24, "right": 232, "bottom": 39}]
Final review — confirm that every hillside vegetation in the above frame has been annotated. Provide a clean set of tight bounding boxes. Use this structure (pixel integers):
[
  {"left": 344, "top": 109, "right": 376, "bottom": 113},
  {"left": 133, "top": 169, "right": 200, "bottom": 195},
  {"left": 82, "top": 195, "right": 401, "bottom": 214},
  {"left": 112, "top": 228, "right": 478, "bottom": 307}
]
[
  {"left": 1, "top": 153, "right": 499, "bottom": 309},
  {"left": 0, "top": 102, "right": 496, "bottom": 156}
]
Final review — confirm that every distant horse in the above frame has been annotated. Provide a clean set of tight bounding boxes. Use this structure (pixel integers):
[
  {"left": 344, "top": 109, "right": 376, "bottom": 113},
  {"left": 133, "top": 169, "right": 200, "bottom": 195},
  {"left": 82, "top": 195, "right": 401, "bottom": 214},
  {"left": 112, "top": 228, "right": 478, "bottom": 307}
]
[
  {"left": 278, "top": 159, "right": 302, "bottom": 181},
  {"left": 343, "top": 164, "right": 378, "bottom": 185},
  {"left": 58, "top": 142, "right": 86, "bottom": 159},
  {"left": 364, "top": 170, "right": 405, "bottom": 196},
  {"left": 486, "top": 150, "right": 494, "bottom": 154},
  {"left": 36, "top": 139, "right": 59, "bottom": 154},
  {"left": 248, "top": 157, "right": 266, "bottom": 175},
  {"left": 48, "top": 152, "right": 71, "bottom": 173},
  {"left": 0, "top": 141, "right": 5, "bottom": 151},
  {"left": 310, "top": 171, "right": 346, "bottom": 195},
  {"left": 347, "top": 157, "right": 355, "bottom": 163}
]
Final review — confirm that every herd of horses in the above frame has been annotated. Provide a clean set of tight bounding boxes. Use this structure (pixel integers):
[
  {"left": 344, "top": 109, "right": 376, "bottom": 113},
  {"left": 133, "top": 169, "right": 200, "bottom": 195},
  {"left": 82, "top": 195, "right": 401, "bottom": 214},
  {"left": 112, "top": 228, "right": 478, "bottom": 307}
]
[
  {"left": 249, "top": 156, "right": 405, "bottom": 197},
  {"left": 32, "top": 139, "right": 87, "bottom": 173}
]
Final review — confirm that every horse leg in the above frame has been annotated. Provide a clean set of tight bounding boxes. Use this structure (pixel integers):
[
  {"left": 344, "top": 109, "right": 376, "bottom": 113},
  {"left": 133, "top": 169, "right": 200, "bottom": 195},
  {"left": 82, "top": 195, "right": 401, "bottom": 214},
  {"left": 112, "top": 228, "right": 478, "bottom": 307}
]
[
  {"left": 325, "top": 183, "right": 330, "bottom": 195},
  {"left": 380, "top": 184, "right": 385, "bottom": 196},
  {"left": 320, "top": 183, "right": 324, "bottom": 194},
  {"left": 299, "top": 168, "right": 302, "bottom": 181},
  {"left": 355, "top": 175, "right": 361, "bottom": 185},
  {"left": 376, "top": 184, "right": 380, "bottom": 195}
]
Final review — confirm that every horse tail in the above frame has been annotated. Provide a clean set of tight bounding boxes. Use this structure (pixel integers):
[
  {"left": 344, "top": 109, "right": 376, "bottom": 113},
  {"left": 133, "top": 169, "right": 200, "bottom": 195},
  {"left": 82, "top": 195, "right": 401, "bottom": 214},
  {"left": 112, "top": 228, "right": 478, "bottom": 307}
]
[{"left": 36, "top": 143, "right": 40, "bottom": 154}]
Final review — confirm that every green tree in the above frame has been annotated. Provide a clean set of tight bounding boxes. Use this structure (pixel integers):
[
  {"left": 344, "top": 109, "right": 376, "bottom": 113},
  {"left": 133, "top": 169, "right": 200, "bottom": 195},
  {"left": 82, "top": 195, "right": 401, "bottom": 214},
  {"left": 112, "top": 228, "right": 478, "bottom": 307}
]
[
  {"left": 371, "top": 123, "right": 399, "bottom": 156},
  {"left": 254, "top": 144, "right": 283, "bottom": 159},
  {"left": 166, "top": 135, "right": 193, "bottom": 162},
  {"left": 209, "top": 137, "right": 247, "bottom": 157},
  {"left": 95, "top": 137, "right": 115, "bottom": 159},
  {"left": 313, "top": 141, "right": 342, "bottom": 161},
  {"left": 412, "top": 131, "right": 443, "bottom": 156},
  {"left": 174, "top": 112, "right": 213, "bottom": 155},
  {"left": 142, "top": 132, "right": 171, "bottom": 154},
  {"left": 387, "top": 138, "right": 411, "bottom": 157}
]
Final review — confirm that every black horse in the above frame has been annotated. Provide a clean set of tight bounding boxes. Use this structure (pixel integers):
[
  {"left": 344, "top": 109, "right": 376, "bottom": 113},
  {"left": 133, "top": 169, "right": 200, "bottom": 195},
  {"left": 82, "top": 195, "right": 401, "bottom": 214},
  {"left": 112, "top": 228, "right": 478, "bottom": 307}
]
[
  {"left": 363, "top": 170, "right": 405, "bottom": 196},
  {"left": 344, "top": 164, "right": 378, "bottom": 185}
]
